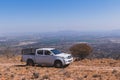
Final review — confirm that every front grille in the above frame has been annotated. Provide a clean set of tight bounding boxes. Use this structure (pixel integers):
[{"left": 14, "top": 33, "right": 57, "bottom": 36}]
[{"left": 68, "top": 60, "right": 72, "bottom": 62}]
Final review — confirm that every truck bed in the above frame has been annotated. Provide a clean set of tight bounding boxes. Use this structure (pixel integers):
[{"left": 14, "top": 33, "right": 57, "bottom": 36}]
[{"left": 22, "top": 53, "right": 35, "bottom": 62}]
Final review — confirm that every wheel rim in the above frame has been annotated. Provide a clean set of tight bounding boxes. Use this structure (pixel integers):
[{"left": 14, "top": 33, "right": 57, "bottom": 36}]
[
  {"left": 27, "top": 60, "right": 33, "bottom": 66},
  {"left": 56, "top": 63, "right": 61, "bottom": 67},
  {"left": 55, "top": 62, "right": 62, "bottom": 68},
  {"left": 29, "top": 62, "right": 33, "bottom": 66}
]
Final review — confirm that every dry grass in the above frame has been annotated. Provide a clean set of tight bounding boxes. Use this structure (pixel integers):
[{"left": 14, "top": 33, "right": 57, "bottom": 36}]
[{"left": 0, "top": 56, "right": 120, "bottom": 80}]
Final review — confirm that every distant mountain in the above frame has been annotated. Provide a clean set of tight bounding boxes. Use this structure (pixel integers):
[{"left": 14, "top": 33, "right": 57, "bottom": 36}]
[{"left": 1, "top": 30, "right": 120, "bottom": 40}]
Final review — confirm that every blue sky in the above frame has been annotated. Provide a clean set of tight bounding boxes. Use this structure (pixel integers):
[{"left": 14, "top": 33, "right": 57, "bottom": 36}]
[{"left": 0, "top": 0, "right": 120, "bottom": 34}]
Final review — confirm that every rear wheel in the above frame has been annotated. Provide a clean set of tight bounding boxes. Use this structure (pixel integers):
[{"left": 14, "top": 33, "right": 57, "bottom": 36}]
[
  {"left": 27, "top": 59, "right": 34, "bottom": 66},
  {"left": 54, "top": 60, "right": 63, "bottom": 68}
]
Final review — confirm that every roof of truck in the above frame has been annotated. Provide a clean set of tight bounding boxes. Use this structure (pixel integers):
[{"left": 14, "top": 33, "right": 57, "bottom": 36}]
[{"left": 37, "top": 48, "right": 55, "bottom": 51}]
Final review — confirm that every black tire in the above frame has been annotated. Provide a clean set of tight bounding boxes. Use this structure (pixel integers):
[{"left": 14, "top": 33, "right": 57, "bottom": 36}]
[
  {"left": 27, "top": 59, "right": 34, "bottom": 66},
  {"left": 54, "top": 60, "right": 63, "bottom": 68}
]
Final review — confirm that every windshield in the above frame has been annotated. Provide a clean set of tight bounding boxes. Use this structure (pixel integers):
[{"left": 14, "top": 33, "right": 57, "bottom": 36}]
[{"left": 51, "top": 49, "right": 61, "bottom": 55}]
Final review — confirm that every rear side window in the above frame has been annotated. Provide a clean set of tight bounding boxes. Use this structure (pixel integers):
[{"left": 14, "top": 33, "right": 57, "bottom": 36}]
[{"left": 37, "top": 50, "right": 43, "bottom": 55}]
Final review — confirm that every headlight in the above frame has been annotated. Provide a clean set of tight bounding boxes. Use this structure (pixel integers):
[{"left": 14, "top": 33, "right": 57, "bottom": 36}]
[{"left": 67, "top": 56, "right": 72, "bottom": 59}]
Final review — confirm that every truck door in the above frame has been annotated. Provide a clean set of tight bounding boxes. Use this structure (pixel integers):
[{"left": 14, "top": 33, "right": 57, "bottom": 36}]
[
  {"left": 43, "top": 50, "right": 55, "bottom": 65},
  {"left": 35, "top": 50, "right": 44, "bottom": 64}
]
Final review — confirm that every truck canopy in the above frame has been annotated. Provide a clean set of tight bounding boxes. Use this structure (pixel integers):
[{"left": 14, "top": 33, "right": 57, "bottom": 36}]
[{"left": 21, "top": 48, "right": 38, "bottom": 54}]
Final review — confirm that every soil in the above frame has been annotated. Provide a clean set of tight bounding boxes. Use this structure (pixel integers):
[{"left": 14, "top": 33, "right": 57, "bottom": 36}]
[{"left": 0, "top": 56, "right": 120, "bottom": 80}]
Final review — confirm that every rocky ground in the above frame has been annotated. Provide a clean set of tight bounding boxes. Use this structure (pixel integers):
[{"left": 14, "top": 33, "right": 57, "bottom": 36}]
[{"left": 0, "top": 56, "right": 120, "bottom": 80}]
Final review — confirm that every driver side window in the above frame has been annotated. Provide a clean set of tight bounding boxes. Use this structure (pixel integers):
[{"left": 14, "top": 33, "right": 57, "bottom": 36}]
[{"left": 44, "top": 50, "right": 51, "bottom": 55}]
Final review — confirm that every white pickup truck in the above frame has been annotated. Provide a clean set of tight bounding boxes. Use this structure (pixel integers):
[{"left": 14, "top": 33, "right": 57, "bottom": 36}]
[{"left": 21, "top": 48, "right": 73, "bottom": 68}]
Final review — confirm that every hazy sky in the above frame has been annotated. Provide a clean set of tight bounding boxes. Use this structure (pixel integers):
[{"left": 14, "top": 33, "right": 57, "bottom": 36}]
[{"left": 0, "top": 0, "right": 120, "bottom": 34}]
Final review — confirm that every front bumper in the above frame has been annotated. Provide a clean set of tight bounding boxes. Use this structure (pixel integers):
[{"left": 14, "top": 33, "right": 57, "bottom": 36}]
[{"left": 63, "top": 58, "right": 74, "bottom": 65}]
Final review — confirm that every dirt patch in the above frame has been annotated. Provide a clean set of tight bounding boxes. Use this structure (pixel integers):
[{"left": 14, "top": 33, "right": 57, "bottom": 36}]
[{"left": 0, "top": 56, "right": 120, "bottom": 80}]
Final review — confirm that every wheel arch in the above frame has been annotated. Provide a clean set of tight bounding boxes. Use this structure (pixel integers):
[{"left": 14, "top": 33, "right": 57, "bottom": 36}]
[
  {"left": 54, "top": 59, "right": 63, "bottom": 65},
  {"left": 27, "top": 58, "right": 34, "bottom": 62}
]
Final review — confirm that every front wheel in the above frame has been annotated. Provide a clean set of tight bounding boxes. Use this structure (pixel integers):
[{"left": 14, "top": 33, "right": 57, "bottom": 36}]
[
  {"left": 27, "top": 59, "right": 34, "bottom": 66},
  {"left": 54, "top": 60, "right": 63, "bottom": 68}
]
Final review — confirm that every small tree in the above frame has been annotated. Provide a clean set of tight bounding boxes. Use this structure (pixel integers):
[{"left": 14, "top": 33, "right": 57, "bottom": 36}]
[{"left": 69, "top": 43, "right": 93, "bottom": 60}]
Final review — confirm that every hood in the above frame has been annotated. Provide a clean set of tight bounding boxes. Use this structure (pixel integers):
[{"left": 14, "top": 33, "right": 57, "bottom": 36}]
[{"left": 56, "top": 53, "right": 71, "bottom": 58}]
